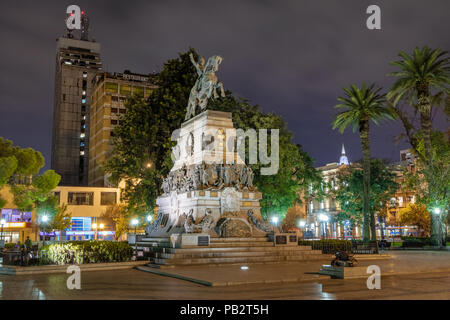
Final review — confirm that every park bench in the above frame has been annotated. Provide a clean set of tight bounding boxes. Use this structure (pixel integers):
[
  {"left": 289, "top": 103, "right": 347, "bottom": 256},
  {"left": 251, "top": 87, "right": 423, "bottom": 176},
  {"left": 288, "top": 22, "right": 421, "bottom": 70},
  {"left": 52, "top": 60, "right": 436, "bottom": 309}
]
[{"left": 352, "top": 242, "right": 379, "bottom": 254}]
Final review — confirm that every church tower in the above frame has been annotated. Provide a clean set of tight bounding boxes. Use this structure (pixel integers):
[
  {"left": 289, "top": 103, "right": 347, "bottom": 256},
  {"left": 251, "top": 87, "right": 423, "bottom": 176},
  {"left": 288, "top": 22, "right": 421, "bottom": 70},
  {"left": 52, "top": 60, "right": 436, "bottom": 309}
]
[{"left": 339, "top": 144, "right": 349, "bottom": 165}]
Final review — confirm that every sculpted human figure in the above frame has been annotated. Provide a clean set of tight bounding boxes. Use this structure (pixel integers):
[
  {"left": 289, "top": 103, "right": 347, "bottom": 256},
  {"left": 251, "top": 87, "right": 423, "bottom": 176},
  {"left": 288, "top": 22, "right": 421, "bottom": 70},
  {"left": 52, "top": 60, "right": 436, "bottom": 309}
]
[
  {"left": 223, "top": 164, "right": 232, "bottom": 186},
  {"left": 185, "top": 53, "right": 225, "bottom": 120},
  {"left": 247, "top": 166, "right": 254, "bottom": 189}
]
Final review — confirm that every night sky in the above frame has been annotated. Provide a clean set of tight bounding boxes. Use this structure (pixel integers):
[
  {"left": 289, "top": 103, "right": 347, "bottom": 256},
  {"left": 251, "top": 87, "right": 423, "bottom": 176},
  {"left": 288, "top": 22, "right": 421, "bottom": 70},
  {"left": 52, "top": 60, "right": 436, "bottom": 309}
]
[{"left": 0, "top": 0, "right": 448, "bottom": 171}]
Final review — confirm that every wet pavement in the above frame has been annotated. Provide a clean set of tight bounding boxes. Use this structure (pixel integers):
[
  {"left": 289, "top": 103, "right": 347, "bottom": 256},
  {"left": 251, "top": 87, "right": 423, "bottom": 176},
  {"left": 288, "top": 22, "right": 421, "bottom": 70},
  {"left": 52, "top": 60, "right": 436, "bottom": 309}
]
[{"left": 0, "top": 251, "right": 448, "bottom": 300}]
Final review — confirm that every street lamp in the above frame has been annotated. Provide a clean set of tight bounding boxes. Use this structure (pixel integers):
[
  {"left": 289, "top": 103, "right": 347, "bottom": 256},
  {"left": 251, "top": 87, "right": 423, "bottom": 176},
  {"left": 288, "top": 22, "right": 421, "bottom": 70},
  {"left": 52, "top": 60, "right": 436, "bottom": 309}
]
[
  {"left": 433, "top": 208, "right": 442, "bottom": 249},
  {"left": 131, "top": 218, "right": 139, "bottom": 260},
  {"left": 41, "top": 215, "right": 49, "bottom": 246},
  {"left": 0, "top": 218, "right": 6, "bottom": 242},
  {"left": 298, "top": 219, "right": 306, "bottom": 240},
  {"left": 147, "top": 215, "right": 153, "bottom": 223},
  {"left": 271, "top": 216, "right": 279, "bottom": 233},
  {"left": 318, "top": 213, "right": 329, "bottom": 239}
]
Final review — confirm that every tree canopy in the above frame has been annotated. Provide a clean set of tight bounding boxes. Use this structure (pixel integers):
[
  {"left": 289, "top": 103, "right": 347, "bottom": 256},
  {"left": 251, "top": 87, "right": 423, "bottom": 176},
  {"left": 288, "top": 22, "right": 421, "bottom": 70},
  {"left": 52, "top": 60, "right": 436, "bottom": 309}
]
[
  {"left": 333, "top": 158, "right": 399, "bottom": 229},
  {"left": 0, "top": 137, "right": 60, "bottom": 213}
]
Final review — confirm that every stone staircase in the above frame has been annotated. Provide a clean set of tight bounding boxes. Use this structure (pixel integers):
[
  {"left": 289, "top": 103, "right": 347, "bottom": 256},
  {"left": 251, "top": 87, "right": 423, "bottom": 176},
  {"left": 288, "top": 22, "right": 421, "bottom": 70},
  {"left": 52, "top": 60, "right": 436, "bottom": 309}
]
[{"left": 137, "top": 236, "right": 326, "bottom": 268}]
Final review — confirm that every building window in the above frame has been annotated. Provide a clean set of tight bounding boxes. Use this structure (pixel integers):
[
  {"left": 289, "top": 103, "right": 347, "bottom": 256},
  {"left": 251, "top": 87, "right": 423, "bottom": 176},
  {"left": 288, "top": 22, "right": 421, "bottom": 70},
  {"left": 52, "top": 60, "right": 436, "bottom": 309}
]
[
  {"left": 53, "top": 192, "right": 61, "bottom": 205},
  {"left": 101, "top": 192, "right": 117, "bottom": 206},
  {"left": 70, "top": 217, "right": 92, "bottom": 231},
  {"left": 68, "top": 192, "right": 94, "bottom": 205},
  {"left": 119, "top": 108, "right": 126, "bottom": 114},
  {"left": 1, "top": 209, "right": 32, "bottom": 223},
  {"left": 105, "top": 82, "right": 118, "bottom": 93},
  {"left": 111, "top": 119, "right": 118, "bottom": 125},
  {"left": 111, "top": 107, "right": 118, "bottom": 113},
  {"left": 119, "top": 84, "right": 131, "bottom": 96},
  {"left": 133, "top": 86, "right": 144, "bottom": 96}
]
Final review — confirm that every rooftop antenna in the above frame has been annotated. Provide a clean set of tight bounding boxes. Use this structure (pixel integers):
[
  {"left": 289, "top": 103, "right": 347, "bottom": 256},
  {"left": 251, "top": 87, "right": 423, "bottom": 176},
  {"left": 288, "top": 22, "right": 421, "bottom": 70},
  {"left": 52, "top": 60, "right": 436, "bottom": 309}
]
[{"left": 80, "top": 10, "right": 90, "bottom": 41}]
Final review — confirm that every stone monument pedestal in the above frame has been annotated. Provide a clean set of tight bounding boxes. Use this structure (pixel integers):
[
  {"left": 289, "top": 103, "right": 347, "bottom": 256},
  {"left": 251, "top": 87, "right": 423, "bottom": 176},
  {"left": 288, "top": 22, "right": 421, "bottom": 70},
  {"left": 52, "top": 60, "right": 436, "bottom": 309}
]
[{"left": 146, "top": 110, "right": 272, "bottom": 239}]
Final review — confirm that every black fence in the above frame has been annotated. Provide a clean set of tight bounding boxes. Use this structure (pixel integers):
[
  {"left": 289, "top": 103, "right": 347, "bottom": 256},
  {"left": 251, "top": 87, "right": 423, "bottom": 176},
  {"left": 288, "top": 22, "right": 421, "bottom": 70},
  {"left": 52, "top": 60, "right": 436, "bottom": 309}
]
[{"left": 298, "top": 240, "right": 379, "bottom": 254}]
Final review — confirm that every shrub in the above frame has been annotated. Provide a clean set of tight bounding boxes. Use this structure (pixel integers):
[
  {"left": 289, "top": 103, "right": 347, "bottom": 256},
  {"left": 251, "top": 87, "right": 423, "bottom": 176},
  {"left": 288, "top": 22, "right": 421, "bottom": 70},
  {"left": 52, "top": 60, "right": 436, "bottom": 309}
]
[
  {"left": 4, "top": 243, "right": 18, "bottom": 250},
  {"left": 39, "top": 240, "right": 133, "bottom": 265},
  {"left": 401, "top": 237, "right": 433, "bottom": 247}
]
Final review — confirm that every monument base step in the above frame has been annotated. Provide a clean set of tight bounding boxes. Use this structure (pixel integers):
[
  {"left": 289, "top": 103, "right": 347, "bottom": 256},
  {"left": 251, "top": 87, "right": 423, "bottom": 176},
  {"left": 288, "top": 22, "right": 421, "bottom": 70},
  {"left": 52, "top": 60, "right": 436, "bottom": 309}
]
[{"left": 137, "top": 236, "right": 328, "bottom": 267}]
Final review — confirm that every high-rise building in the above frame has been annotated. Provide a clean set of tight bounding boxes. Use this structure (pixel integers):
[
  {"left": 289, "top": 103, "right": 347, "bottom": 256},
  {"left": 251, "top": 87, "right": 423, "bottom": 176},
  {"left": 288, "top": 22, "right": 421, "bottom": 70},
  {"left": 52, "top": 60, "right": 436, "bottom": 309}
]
[
  {"left": 88, "top": 71, "right": 156, "bottom": 187},
  {"left": 51, "top": 16, "right": 102, "bottom": 186}
]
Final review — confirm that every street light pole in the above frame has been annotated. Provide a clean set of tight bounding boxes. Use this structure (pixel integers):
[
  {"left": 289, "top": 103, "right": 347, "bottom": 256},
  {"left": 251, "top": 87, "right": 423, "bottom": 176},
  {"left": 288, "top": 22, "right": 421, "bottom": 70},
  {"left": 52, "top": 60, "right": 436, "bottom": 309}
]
[
  {"left": 433, "top": 208, "right": 442, "bottom": 250},
  {"left": 0, "top": 219, "right": 6, "bottom": 241},
  {"left": 131, "top": 218, "right": 139, "bottom": 260}
]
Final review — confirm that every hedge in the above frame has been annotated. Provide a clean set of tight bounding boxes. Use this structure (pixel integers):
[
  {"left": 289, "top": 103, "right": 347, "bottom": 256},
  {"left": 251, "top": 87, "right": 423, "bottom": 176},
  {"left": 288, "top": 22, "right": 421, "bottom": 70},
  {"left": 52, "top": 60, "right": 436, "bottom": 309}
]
[
  {"left": 298, "top": 239, "right": 352, "bottom": 254},
  {"left": 39, "top": 240, "right": 133, "bottom": 265},
  {"left": 400, "top": 237, "right": 435, "bottom": 247}
]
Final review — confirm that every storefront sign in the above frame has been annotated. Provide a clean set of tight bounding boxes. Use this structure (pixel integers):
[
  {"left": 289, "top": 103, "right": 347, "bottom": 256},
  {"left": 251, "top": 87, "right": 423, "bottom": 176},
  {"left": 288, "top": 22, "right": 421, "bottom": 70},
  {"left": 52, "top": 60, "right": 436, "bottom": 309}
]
[{"left": 4, "top": 222, "right": 26, "bottom": 228}]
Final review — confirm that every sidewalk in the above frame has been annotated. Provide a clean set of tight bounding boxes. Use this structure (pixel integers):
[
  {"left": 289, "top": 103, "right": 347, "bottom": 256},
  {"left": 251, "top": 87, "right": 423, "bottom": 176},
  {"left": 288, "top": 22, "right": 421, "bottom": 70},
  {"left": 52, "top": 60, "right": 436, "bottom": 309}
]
[{"left": 137, "top": 251, "right": 450, "bottom": 286}]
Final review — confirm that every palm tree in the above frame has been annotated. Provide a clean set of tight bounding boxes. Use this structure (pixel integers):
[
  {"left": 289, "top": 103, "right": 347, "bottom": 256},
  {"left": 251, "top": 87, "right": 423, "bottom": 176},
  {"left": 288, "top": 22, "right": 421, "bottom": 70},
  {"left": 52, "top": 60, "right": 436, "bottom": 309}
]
[
  {"left": 387, "top": 46, "right": 450, "bottom": 163},
  {"left": 332, "top": 84, "right": 396, "bottom": 242},
  {"left": 387, "top": 46, "right": 450, "bottom": 245}
]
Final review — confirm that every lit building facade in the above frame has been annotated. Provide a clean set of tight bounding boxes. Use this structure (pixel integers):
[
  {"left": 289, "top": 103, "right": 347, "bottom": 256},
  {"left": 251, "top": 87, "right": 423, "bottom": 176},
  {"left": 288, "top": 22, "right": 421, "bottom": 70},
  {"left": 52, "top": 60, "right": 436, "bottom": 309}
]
[
  {"left": 88, "top": 71, "right": 156, "bottom": 187},
  {"left": 0, "top": 186, "right": 37, "bottom": 244},
  {"left": 304, "top": 145, "right": 355, "bottom": 239},
  {"left": 50, "top": 186, "right": 122, "bottom": 241},
  {"left": 51, "top": 35, "right": 102, "bottom": 186},
  {"left": 304, "top": 146, "right": 419, "bottom": 239}
]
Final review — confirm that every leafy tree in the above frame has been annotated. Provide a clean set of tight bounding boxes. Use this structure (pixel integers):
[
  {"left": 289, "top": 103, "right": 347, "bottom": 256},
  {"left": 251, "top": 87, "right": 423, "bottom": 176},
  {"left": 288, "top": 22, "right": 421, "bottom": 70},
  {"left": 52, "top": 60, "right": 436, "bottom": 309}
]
[
  {"left": 35, "top": 197, "right": 72, "bottom": 241},
  {"left": 387, "top": 46, "right": 450, "bottom": 245},
  {"left": 0, "top": 137, "right": 60, "bottom": 215},
  {"left": 399, "top": 204, "right": 431, "bottom": 237},
  {"left": 50, "top": 204, "right": 72, "bottom": 233},
  {"left": 101, "top": 204, "right": 129, "bottom": 240},
  {"left": 209, "top": 95, "right": 323, "bottom": 219},
  {"left": 281, "top": 203, "right": 306, "bottom": 232},
  {"left": 105, "top": 49, "right": 322, "bottom": 220},
  {"left": 332, "top": 84, "right": 396, "bottom": 241},
  {"left": 402, "top": 131, "right": 449, "bottom": 244},
  {"left": 333, "top": 159, "right": 398, "bottom": 240}
]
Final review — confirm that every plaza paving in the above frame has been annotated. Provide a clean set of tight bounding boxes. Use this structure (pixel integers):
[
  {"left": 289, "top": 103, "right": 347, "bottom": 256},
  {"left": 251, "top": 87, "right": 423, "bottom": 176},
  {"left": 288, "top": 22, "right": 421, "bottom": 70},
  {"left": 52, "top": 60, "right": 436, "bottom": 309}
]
[{"left": 0, "top": 251, "right": 448, "bottom": 299}]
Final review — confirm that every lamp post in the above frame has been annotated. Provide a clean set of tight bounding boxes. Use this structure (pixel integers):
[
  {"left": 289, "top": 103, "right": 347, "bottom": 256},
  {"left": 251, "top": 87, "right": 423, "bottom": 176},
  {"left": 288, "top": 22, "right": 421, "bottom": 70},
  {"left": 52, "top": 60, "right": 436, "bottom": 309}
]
[
  {"left": 131, "top": 218, "right": 139, "bottom": 260},
  {"left": 318, "top": 213, "right": 329, "bottom": 239},
  {"left": 0, "top": 218, "right": 6, "bottom": 242},
  {"left": 92, "top": 223, "right": 98, "bottom": 240},
  {"left": 271, "top": 216, "right": 279, "bottom": 233},
  {"left": 41, "top": 215, "right": 49, "bottom": 246},
  {"left": 99, "top": 223, "right": 104, "bottom": 240},
  {"left": 433, "top": 208, "right": 442, "bottom": 249},
  {"left": 298, "top": 220, "right": 306, "bottom": 240}
]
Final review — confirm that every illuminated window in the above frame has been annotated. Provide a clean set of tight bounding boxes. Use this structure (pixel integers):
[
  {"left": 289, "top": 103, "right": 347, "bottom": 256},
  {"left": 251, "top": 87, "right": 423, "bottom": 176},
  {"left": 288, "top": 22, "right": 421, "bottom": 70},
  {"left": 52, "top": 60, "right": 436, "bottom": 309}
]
[
  {"left": 105, "top": 82, "right": 118, "bottom": 93},
  {"left": 101, "top": 192, "right": 117, "bottom": 205},
  {"left": 133, "top": 86, "right": 144, "bottom": 96},
  {"left": 68, "top": 192, "right": 94, "bottom": 206},
  {"left": 119, "top": 84, "right": 131, "bottom": 96}
]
